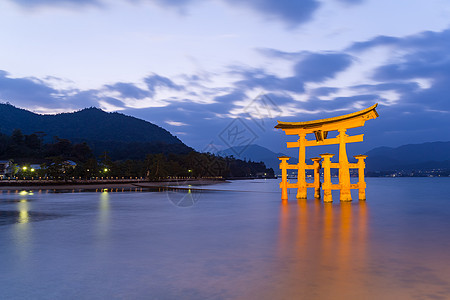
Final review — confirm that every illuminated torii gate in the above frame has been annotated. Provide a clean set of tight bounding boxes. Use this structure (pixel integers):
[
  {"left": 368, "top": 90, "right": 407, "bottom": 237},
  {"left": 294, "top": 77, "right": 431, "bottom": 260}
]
[{"left": 275, "top": 104, "right": 379, "bottom": 202}]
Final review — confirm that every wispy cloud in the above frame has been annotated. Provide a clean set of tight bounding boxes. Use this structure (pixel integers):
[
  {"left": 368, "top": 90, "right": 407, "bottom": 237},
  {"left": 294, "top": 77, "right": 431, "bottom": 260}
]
[
  {"left": 222, "top": 0, "right": 320, "bottom": 27},
  {"left": 9, "top": 0, "right": 103, "bottom": 9},
  {"left": 6, "top": 0, "right": 360, "bottom": 27},
  {"left": 2, "top": 24, "right": 450, "bottom": 151},
  {"left": 165, "top": 120, "right": 188, "bottom": 126}
]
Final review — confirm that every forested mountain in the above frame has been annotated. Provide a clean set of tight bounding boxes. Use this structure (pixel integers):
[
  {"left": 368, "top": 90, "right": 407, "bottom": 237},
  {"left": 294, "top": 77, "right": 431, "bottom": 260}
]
[
  {"left": 0, "top": 103, "right": 274, "bottom": 179},
  {"left": 0, "top": 103, "right": 191, "bottom": 159},
  {"left": 0, "top": 130, "right": 274, "bottom": 180}
]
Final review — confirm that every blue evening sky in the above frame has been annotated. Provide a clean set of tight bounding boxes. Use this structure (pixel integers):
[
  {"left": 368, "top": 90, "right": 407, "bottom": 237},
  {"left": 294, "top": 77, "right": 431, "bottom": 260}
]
[{"left": 1, "top": 0, "right": 449, "bottom": 155}]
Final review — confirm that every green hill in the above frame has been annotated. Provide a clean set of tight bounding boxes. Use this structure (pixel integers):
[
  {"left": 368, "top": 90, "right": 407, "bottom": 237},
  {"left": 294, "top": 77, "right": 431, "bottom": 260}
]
[{"left": 0, "top": 103, "right": 192, "bottom": 159}]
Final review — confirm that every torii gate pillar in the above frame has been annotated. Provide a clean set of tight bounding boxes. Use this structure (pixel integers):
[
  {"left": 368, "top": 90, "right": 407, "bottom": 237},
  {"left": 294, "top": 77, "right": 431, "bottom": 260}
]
[
  {"left": 278, "top": 156, "right": 290, "bottom": 202},
  {"left": 320, "top": 153, "right": 334, "bottom": 203},
  {"left": 338, "top": 128, "right": 352, "bottom": 201},
  {"left": 354, "top": 155, "right": 368, "bottom": 201},
  {"left": 296, "top": 133, "right": 307, "bottom": 199},
  {"left": 311, "top": 157, "right": 322, "bottom": 199}
]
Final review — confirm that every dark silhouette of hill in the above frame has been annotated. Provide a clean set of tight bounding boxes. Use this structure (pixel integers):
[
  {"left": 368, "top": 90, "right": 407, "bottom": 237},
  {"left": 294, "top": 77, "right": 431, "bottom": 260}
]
[
  {"left": 216, "top": 141, "right": 450, "bottom": 175},
  {"left": 217, "top": 144, "right": 286, "bottom": 172},
  {"left": 365, "top": 141, "right": 450, "bottom": 171},
  {"left": 0, "top": 103, "right": 191, "bottom": 159}
]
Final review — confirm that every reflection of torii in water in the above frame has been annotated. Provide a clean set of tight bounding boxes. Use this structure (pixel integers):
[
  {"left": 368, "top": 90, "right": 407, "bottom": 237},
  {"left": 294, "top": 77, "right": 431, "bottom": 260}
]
[{"left": 275, "top": 104, "right": 379, "bottom": 202}]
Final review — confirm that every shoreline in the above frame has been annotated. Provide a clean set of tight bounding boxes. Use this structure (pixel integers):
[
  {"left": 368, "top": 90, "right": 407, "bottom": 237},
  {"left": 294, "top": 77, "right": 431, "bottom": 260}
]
[{"left": 0, "top": 179, "right": 228, "bottom": 191}]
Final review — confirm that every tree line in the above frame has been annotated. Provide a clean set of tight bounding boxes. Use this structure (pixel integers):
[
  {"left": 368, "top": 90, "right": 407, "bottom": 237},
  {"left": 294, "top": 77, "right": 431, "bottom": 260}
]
[{"left": 0, "top": 129, "right": 274, "bottom": 180}]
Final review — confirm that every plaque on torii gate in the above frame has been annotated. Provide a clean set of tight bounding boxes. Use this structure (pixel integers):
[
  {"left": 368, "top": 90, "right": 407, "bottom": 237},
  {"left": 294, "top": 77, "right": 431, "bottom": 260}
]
[{"left": 275, "top": 103, "right": 379, "bottom": 202}]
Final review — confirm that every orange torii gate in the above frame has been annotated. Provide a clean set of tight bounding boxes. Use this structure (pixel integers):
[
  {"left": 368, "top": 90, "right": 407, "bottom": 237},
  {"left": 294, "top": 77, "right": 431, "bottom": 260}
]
[{"left": 275, "top": 104, "right": 379, "bottom": 202}]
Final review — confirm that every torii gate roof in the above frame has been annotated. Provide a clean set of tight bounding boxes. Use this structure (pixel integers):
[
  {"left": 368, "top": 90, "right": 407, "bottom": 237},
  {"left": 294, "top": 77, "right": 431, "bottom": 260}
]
[{"left": 275, "top": 103, "right": 379, "bottom": 132}]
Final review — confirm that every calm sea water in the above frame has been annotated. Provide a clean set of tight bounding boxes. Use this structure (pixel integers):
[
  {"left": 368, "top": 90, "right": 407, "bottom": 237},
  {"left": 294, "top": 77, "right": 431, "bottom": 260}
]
[{"left": 1, "top": 178, "right": 450, "bottom": 299}]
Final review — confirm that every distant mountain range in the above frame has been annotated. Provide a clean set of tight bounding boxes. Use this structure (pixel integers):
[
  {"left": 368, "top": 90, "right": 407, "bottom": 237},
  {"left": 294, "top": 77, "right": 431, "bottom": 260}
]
[
  {"left": 0, "top": 103, "right": 192, "bottom": 159},
  {"left": 364, "top": 141, "right": 450, "bottom": 171},
  {"left": 219, "top": 141, "right": 450, "bottom": 174},
  {"left": 217, "top": 144, "right": 286, "bottom": 171}
]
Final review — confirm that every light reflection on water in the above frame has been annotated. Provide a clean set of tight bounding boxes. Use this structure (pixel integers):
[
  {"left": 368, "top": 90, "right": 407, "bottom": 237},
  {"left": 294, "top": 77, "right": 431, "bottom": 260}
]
[
  {"left": 248, "top": 200, "right": 371, "bottom": 299},
  {"left": 98, "top": 190, "right": 110, "bottom": 238},
  {"left": 13, "top": 198, "right": 32, "bottom": 268},
  {"left": 0, "top": 178, "right": 449, "bottom": 299},
  {"left": 18, "top": 199, "right": 30, "bottom": 224}
]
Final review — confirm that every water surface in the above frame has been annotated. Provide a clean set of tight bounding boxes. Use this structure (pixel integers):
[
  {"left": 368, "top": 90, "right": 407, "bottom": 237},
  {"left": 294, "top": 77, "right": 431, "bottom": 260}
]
[{"left": 0, "top": 178, "right": 449, "bottom": 299}]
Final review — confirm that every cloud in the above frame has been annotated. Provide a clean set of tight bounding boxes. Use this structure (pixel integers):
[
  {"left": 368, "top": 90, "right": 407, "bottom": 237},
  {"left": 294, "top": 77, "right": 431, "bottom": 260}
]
[
  {"left": 0, "top": 70, "right": 193, "bottom": 114},
  {"left": 310, "top": 87, "right": 339, "bottom": 97},
  {"left": 236, "top": 29, "right": 450, "bottom": 150},
  {"left": 122, "top": 101, "right": 235, "bottom": 149},
  {"left": 0, "top": 70, "right": 59, "bottom": 107},
  {"left": 64, "top": 90, "right": 101, "bottom": 108},
  {"left": 233, "top": 67, "right": 305, "bottom": 94},
  {"left": 213, "top": 91, "right": 246, "bottom": 106},
  {"left": 223, "top": 0, "right": 320, "bottom": 27},
  {"left": 349, "top": 29, "right": 450, "bottom": 112},
  {"left": 403, "top": 78, "right": 450, "bottom": 112},
  {"left": 352, "top": 82, "right": 420, "bottom": 94},
  {"left": 226, "top": 51, "right": 354, "bottom": 106},
  {"left": 373, "top": 51, "right": 450, "bottom": 82},
  {"left": 7, "top": 0, "right": 368, "bottom": 28},
  {"left": 294, "top": 52, "right": 354, "bottom": 83},
  {"left": 165, "top": 120, "right": 188, "bottom": 126},
  {"left": 327, "top": 28, "right": 450, "bottom": 149},
  {"left": 256, "top": 48, "right": 304, "bottom": 60},
  {"left": 2, "top": 26, "right": 450, "bottom": 151},
  {"left": 152, "top": 0, "right": 195, "bottom": 5},
  {"left": 144, "top": 0, "right": 197, "bottom": 8},
  {"left": 144, "top": 73, "right": 184, "bottom": 96},
  {"left": 8, "top": 0, "right": 322, "bottom": 27},
  {"left": 9, "top": 0, "right": 102, "bottom": 9},
  {"left": 0, "top": 71, "right": 104, "bottom": 112},
  {"left": 349, "top": 29, "right": 450, "bottom": 53},
  {"left": 336, "top": 0, "right": 364, "bottom": 4},
  {"left": 347, "top": 35, "right": 400, "bottom": 52},
  {"left": 105, "top": 82, "right": 150, "bottom": 99}
]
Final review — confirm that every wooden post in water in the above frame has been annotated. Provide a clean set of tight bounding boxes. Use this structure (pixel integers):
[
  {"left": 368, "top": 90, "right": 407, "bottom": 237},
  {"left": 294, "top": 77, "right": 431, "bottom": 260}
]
[
  {"left": 354, "top": 155, "right": 368, "bottom": 201},
  {"left": 311, "top": 157, "right": 322, "bottom": 199},
  {"left": 321, "top": 153, "right": 334, "bottom": 203},
  {"left": 338, "top": 129, "right": 352, "bottom": 202},
  {"left": 296, "top": 133, "right": 307, "bottom": 199},
  {"left": 278, "top": 156, "right": 290, "bottom": 202}
]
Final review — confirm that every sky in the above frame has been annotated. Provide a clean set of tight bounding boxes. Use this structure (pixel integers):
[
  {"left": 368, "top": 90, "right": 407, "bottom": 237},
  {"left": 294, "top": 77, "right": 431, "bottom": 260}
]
[{"left": 1, "top": 0, "right": 450, "bottom": 157}]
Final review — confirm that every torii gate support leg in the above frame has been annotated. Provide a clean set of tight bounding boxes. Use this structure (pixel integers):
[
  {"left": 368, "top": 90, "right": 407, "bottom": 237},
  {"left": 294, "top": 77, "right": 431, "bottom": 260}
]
[
  {"left": 279, "top": 157, "right": 290, "bottom": 201},
  {"left": 321, "top": 153, "right": 334, "bottom": 202},
  {"left": 311, "top": 157, "right": 322, "bottom": 199},
  {"left": 354, "top": 155, "right": 367, "bottom": 201},
  {"left": 338, "top": 129, "right": 352, "bottom": 201},
  {"left": 296, "top": 133, "right": 307, "bottom": 199}
]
